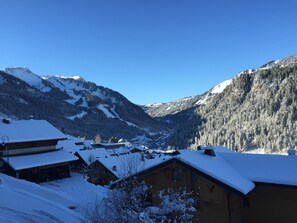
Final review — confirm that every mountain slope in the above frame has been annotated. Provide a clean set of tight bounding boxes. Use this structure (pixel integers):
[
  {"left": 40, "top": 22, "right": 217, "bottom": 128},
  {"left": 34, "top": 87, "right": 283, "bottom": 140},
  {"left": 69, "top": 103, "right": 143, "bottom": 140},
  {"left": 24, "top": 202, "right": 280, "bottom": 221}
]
[
  {"left": 164, "top": 54, "right": 297, "bottom": 152},
  {"left": 144, "top": 79, "right": 232, "bottom": 118},
  {"left": 0, "top": 68, "right": 168, "bottom": 142}
]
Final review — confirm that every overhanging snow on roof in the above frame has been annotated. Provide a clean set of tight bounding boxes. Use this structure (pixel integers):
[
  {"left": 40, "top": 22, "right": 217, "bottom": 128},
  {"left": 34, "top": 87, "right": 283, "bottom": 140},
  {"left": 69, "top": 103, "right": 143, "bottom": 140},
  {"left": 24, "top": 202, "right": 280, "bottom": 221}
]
[
  {"left": 0, "top": 120, "right": 66, "bottom": 143},
  {"left": 2, "top": 150, "right": 78, "bottom": 171},
  {"left": 178, "top": 150, "right": 255, "bottom": 195},
  {"left": 77, "top": 147, "right": 174, "bottom": 178},
  {"left": 219, "top": 152, "right": 297, "bottom": 187}
]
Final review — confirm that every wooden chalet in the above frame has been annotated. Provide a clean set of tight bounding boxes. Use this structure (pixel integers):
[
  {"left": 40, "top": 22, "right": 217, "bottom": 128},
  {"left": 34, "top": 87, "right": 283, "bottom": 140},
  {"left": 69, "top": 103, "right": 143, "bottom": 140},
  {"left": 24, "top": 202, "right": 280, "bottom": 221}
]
[
  {"left": 0, "top": 119, "right": 78, "bottom": 183},
  {"left": 112, "top": 147, "right": 297, "bottom": 223},
  {"left": 75, "top": 146, "right": 175, "bottom": 186}
]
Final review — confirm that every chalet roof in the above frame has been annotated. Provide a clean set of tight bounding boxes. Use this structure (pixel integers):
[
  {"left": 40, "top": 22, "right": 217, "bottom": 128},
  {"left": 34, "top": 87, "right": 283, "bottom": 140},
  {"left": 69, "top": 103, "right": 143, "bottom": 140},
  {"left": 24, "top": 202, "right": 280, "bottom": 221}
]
[
  {"left": 0, "top": 120, "right": 66, "bottom": 143},
  {"left": 177, "top": 147, "right": 297, "bottom": 194},
  {"left": 178, "top": 149, "right": 255, "bottom": 195},
  {"left": 112, "top": 146, "right": 297, "bottom": 195},
  {"left": 77, "top": 147, "right": 173, "bottom": 178},
  {"left": 219, "top": 152, "right": 297, "bottom": 187},
  {"left": 2, "top": 149, "right": 78, "bottom": 170},
  {"left": 57, "top": 137, "right": 93, "bottom": 153}
]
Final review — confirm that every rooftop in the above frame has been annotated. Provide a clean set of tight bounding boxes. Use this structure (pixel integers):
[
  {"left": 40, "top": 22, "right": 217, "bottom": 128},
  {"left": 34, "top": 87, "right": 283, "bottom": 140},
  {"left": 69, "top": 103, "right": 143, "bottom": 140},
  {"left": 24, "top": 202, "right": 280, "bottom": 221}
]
[
  {"left": 0, "top": 119, "right": 66, "bottom": 143},
  {"left": 2, "top": 149, "right": 78, "bottom": 170}
]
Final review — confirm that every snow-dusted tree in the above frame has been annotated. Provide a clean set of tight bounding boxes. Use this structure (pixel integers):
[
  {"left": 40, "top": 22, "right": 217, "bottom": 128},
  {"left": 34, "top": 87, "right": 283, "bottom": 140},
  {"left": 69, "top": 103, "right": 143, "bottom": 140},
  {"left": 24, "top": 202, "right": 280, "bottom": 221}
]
[
  {"left": 151, "top": 188, "right": 196, "bottom": 222},
  {"left": 83, "top": 179, "right": 196, "bottom": 223},
  {"left": 118, "top": 153, "right": 145, "bottom": 178},
  {"left": 109, "top": 136, "right": 119, "bottom": 143},
  {"left": 94, "top": 133, "right": 101, "bottom": 143}
]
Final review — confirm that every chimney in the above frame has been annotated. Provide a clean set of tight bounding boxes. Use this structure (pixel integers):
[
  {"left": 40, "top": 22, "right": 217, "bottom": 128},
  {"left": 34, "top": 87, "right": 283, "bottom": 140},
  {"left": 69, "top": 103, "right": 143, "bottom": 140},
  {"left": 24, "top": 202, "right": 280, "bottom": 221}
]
[
  {"left": 204, "top": 148, "right": 216, "bottom": 157},
  {"left": 2, "top": 119, "right": 10, "bottom": 124},
  {"left": 287, "top": 149, "right": 296, "bottom": 156}
]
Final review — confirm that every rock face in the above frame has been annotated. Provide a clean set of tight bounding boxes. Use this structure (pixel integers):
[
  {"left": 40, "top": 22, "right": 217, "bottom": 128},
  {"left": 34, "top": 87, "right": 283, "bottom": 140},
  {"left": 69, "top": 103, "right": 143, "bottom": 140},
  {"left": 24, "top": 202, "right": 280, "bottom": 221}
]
[{"left": 0, "top": 68, "right": 168, "bottom": 143}]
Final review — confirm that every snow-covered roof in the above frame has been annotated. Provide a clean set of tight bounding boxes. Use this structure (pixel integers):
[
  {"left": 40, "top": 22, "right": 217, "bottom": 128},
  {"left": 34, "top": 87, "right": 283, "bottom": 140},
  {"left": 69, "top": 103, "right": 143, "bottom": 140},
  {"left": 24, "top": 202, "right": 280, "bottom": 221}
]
[
  {"left": 0, "top": 120, "right": 66, "bottom": 143},
  {"left": 178, "top": 149, "right": 255, "bottom": 195},
  {"left": 57, "top": 137, "right": 93, "bottom": 153},
  {"left": 199, "top": 145, "right": 236, "bottom": 153},
  {"left": 116, "top": 146, "right": 297, "bottom": 195},
  {"left": 77, "top": 147, "right": 173, "bottom": 178},
  {"left": 2, "top": 149, "right": 78, "bottom": 170},
  {"left": 219, "top": 152, "right": 297, "bottom": 187},
  {"left": 177, "top": 147, "right": 297, "bottom": 194}
]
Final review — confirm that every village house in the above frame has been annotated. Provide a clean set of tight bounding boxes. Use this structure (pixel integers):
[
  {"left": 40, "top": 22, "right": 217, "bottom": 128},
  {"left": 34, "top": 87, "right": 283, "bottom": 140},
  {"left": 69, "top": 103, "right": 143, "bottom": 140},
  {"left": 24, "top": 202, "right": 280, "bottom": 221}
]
[
  {"left": 112, "top": 146, "right": 297, "bottom": 223},
  {"left": 75, "top": 146, "right": 177, "bottom": 186},
  {"left": 0, "top": 119, "right": 78, "bottom": 183}
]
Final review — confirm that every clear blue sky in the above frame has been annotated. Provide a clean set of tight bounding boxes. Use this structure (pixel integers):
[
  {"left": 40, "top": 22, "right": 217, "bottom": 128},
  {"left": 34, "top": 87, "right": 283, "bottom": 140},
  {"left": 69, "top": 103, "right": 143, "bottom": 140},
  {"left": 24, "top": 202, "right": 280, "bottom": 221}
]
[{"left": 1, "top": 0, "right": 297, "bottom": 104}]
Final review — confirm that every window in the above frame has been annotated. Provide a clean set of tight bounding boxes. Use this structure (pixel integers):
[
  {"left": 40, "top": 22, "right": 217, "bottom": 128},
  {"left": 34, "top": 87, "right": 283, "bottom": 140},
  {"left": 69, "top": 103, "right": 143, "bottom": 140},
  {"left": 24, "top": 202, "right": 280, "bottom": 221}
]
[{"left": 172, "top": 167, "right": 183, "bottom": 181}]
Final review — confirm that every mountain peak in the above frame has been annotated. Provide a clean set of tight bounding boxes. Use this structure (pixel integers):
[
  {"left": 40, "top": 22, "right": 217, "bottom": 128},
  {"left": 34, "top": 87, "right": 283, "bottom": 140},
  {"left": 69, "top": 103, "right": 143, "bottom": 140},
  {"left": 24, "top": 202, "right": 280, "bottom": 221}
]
[
  {"left": 3, "top": 67, "right": 33, "bottom": 74},
  {"left": 3, "top": 67, "right": 51, "bottom": 93},
  {"left": 42, "top": 75, "right": 84, "bottom": 82}
]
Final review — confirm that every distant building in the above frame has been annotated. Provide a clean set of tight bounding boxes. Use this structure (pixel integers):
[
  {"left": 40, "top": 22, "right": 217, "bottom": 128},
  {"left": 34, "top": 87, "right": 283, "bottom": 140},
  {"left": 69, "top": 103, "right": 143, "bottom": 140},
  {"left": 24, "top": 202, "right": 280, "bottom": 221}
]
[
  {"left": 91, "top": 142, "right": 128, "bottom": 149},
  {"left": 0, "top": 119, "right": 78, "bottom": 183}
]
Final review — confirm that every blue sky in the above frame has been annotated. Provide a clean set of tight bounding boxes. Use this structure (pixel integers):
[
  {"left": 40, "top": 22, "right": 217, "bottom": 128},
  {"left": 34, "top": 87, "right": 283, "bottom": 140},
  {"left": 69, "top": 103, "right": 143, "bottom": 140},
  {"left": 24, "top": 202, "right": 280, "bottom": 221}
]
[{"left": 1, "top": 0, "right": 297, "bottom": 104}]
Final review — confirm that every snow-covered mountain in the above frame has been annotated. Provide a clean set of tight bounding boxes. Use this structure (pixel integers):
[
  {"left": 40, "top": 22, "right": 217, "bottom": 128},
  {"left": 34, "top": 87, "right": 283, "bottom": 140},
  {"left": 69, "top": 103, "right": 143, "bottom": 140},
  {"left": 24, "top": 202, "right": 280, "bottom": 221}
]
[
  {"left": 144, "top": 78, "right": 232, "bottom": 118},
  {"left": 163, "top": 54, "right": 297, "bottom": 152},
  {"left": 144, "top": 54, "right": 297, "bottom": 120},
  {"left": 0, "top": 68, "right": 168, "bottom": 143},
  {"left": 4, "top": 67, "right": 52, "bottom": 92},
  {"left": 1, "top": 54, "right": 297, "bottom": 152}
]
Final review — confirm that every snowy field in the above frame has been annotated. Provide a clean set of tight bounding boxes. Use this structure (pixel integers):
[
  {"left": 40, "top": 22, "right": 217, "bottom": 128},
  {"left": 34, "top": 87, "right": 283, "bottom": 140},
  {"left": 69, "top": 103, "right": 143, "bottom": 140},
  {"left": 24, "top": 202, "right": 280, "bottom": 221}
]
[{"left": 0, "top": 173, "right": 107, "bottom": 223}]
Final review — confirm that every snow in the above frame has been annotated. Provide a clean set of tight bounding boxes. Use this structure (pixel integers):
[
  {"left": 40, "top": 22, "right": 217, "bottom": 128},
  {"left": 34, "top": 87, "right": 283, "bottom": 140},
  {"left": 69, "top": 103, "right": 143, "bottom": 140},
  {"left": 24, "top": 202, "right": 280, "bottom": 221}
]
[
  {"left": 66, "top": 111, "right": 88, "bottom": 120},
  {"left": 220, "top": 152, "right": 297, "bottom": 187},
  {"left": 178, "top": 150, "right": 255, "bottom": 195},
  {"left": 4, "top": 68, "right": 51, "bottom": 93},
  {"left": 18, "top": 97, "right": 29, "bottom": 105},
  {"left": 200, "top": 145, "right": 236, "bottom": 153},
  {"left": 2, "top": 149, "right": 78, "bottom": 170},
  {"left": 0, "top": 74, "right": 5, "bottom": 85},
  {"left": 211, "top": 79, "right": 232, "bottom": 94},
  {"left": 97, "top": 104, "right": 116, "bottom": 118},
  {"left": 92, "top": 89, "right": 108, "bottom": 101},
  {"left": 0, "top": 172, "right": 106, "bottom": 223},
  {"left": 57, "top": 137, "right": 93, "bottom": 153},
  {"left": 0, "top": 120, "right": 66, "bottom": 143},
  {"left": 44, "top": 76, "right": 111, "bottom": 107},
  {"left": 144, "top": 102, "right": 165, "bottom": 108},
  {"left": 44, "top": 76, "right": 89, "bottom": 107},
  {"left": 51, "top": 75, "right": 82, "bottom": 80},
  {"left": 195, "top": 95, "right": 209, "bottom": 105},
  {"left": 77, "top": 147, "right": 174, "bottom": 178},
  {"left": 175, "top": 146, "right": 297, "bottom": 194},
  {"left": 97, "top": 104, "right": 144, "bottom": 129},
  {"left": 259, "top": 60, "right": 280, "bottom": 70},
  {"left": 110, "top": 106, "right": 121, "bottom": 118}
]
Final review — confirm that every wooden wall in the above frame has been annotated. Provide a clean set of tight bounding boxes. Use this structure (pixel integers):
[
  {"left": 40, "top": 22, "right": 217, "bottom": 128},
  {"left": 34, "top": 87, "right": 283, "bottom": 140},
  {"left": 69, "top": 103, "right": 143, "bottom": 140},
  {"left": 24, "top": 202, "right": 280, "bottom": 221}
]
[
  {"left": 87, "top": 160, "right": 118, "bottom": 186},
  {"left": 2, "top": 139, "right": 59, "bottom": 156},
  {"left": 242, "top": 184, "right": 297, "bottom": 223},
  {"left": 140, "top": 160, "right": 243, "bottom": 223}
]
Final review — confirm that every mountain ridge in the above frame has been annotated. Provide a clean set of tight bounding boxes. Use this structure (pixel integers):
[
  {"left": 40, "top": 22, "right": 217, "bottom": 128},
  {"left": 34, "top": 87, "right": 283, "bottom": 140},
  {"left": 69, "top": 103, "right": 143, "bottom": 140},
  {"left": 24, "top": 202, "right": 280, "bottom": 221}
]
[
  {"left": 0, "top": 68, "right": 169, "bottom": 145},
  {"left": 1, "top": 53, "right": 296, "bottom": 152},
  {"left": 164, "top": 54, "right": 297, "bottom": 152}
]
